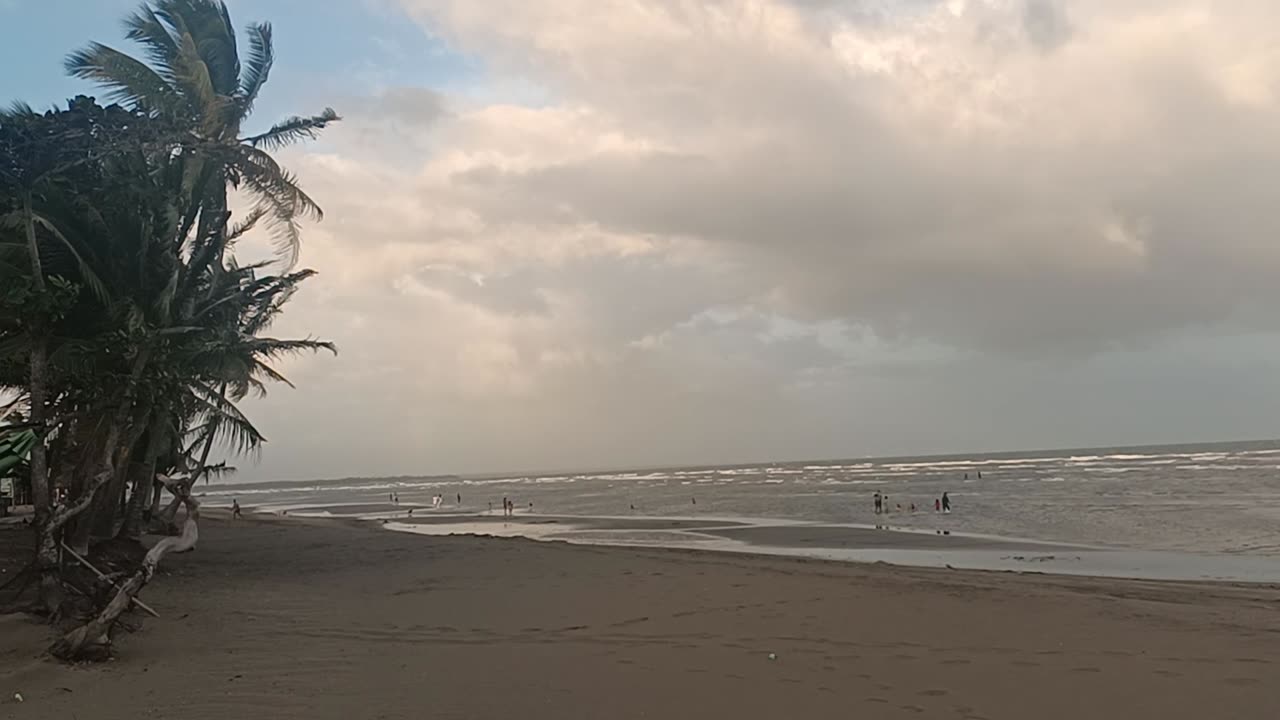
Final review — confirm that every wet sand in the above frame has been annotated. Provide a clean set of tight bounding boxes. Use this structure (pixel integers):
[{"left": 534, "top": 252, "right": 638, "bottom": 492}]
[{"left": 3, "top": 514, "right": 1280, "bottom": 719}]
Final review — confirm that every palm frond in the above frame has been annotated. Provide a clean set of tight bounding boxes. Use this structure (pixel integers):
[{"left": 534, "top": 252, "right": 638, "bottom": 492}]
[
  {"left": 6, "top": 101, "right": 37, "bottom": 117},
  {"left": 190, "top": 381, "right": 264, "bottom": 456},
  {"left": 65, "top": 42, "right": 181, "bottom": 112},
  {"left": 237, "top": 22, "right": 273, "bottom": 114},
  {"left": 31, "top": 213, "right": 112, "bottom": 306},
  {"left": 243, "top": 108, "right": 339, "bottom": 152},
  {"left": 225, "top": 205, "right": 266, "bottom": 242},
  {"left": 123, "top": 4, "right": 181, "bottom": 83},
  {"left": 171, "top": 28, "right": 223, "bottom": 129},
  {"left": 244, "top": 335, "right": 337, "bottom": 360},
  {"left": 232, "top": 148, "right": 325, "bottom": 265}
]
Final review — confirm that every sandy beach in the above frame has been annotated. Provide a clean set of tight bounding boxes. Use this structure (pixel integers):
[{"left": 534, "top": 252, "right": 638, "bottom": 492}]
[{"left": 3, "top": 514, "right": 1280, "bottom": 719}]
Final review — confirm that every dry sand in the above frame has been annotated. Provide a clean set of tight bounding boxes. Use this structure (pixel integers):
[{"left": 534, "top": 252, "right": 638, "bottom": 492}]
[{"left": 3, "top": 513, "right": 1280, "bottom": 719}]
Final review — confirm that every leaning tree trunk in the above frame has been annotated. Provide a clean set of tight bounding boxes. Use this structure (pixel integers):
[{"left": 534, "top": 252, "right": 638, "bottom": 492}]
[
  {"left": 50, "top": 487, "right": 198, "bottom": 662},
  {"left": 24, "top": 191, "right": 59, "bottom": 615},
  {"left": 28, "top": 339, "right": 61, "bottom": 616},
  {"left": 33, "top": 470, "right": 114, "bottom": 621}
]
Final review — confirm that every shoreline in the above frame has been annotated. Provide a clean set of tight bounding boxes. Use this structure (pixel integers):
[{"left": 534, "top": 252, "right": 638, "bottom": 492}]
[
  {"left": 4, "top": 513, "right": 1280, "bottom": 719},
  {"left": 241, "top": 503, "right": 1280, "bottom": 584}
]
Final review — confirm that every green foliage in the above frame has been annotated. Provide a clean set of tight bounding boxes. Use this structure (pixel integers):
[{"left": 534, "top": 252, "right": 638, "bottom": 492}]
[{"left": 1, "top": 1, "right": 339, "bottom": 514}]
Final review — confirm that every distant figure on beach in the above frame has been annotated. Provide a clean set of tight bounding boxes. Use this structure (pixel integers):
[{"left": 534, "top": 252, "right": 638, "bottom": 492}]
[
  {"left": 630, "top": 503, "right": 636, "bottom": 511},
  {"left": 692, "top": 497, "right": 696, "bottom": 505},
  {"left": 873, "top": 492, "right": 882, "bottom": 515},
  {"left": 388, "top": 493, "right": 393, "bottom": 503},
  {"left": 977, "top": 471, "right": 982, "bottom": 480},
  {"left": 393, "top": 493, "right": 399, "bottom": 505},
  {"left": 942, "top": 492, "right": 952, "bottom": 513},
  {"left": 232, "top": 499, "right": 242, "bottom": 520},
  {"left": 964, "top": 473, "right": 969, "bottom": 480},
  {"left": 910, "top": 502, "right": 916, "bottom": 513},
  {"left": 408, "top": 508, "right": 414, "bottom": 517},
  {"left": 896, "top": 503, "right": 902, "bottom": 513},
  {"left": 935, "top": 498, "right": 941, "bottom": 513},
  {"left": 502, "top": 497, "right": 508, "bottom": 516},
  {"left": 489, "top": 501, "right": 493, "bottom": 513},
  {"left": 529, "top": 501, "right": 534, "bottom": 512},
  {"left": 457, "top": 493, "right": 462, "bottom": 505}
]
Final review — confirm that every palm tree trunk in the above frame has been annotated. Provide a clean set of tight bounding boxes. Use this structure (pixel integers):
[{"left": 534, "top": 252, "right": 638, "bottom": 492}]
[
  {"left": 120, "top": 414, "right": 166, "bottom": 540},
  {"left": 24, "top": 191, "right": 60, "bottom": 616},
  {"left": 39, "top": 344, "right": 153, "bottom": 616},
  {"left": 91, "top": 412, "right": 149, "bottom": 539}
]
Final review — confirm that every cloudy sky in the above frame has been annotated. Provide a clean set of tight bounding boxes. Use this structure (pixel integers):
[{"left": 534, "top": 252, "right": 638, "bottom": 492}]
[{"left": 7, "top": 0, "right": 1280, "bottom": 480}]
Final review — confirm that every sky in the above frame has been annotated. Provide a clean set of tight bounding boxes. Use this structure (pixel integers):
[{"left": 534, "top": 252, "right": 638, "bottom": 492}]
[{"left": 6, "top": 0, "right": 1280, "bottom": 481}]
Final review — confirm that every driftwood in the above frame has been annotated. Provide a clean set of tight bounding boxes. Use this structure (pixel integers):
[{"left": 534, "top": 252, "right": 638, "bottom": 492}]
[
  {"left": 50, "top": 475, "right": 197, "bottom": 661},
  {"left": 59, "top": 543, "right": 160, "bottom": 618}
]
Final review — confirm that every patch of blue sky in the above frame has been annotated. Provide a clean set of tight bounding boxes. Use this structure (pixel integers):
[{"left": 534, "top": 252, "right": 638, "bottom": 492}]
[{"left": 0, "top": 0, "right": 501, "bottom": 133}]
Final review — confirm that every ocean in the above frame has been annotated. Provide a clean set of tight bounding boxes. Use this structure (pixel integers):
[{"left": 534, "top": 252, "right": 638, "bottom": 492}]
[{"left": 207, "top": 439, "right": 1280, "bottom": 561}]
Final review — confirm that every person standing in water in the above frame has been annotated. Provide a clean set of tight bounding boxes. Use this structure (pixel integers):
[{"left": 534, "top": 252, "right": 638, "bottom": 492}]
[
  {"left": 873, "top": 492, "right": 882, "bottom": 515},
  {"left": 232, "top": 499, "right": 242, "bottom": 520},
  {"left": 942, "top": 492, "right": 952, "bottom": 513}
]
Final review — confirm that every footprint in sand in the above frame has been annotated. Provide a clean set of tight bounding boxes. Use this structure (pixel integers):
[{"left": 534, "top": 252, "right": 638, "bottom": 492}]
[{"left": 918, "top": 689, "right": 949, "bottom": 697}]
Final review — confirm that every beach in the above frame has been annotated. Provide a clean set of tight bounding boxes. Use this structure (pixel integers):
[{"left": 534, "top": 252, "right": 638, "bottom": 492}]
[{"left": 3, "top": 513, "right": 1280, "bottom": 719}]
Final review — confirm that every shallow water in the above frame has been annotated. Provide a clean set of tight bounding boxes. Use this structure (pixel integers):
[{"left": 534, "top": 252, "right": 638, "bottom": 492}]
[{"left": 207, "top": 439, "right": 1280, "bottom": 571}]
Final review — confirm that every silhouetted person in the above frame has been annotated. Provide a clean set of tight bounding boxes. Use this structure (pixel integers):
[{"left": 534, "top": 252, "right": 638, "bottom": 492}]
[
  {"left": 942, "top": 492, "right": 951, "bottom": 513},
  {"left": 232, "top": 499, "right": 242, "bottom": 520}
]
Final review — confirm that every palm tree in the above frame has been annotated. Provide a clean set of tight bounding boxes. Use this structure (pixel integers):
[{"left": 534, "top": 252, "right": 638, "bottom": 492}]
[
  {"left": 1, "top": 4, "right": 337, "bottom": 651},
  {"left": 66, "top": 0, "right": 339, "bottom": 266}
]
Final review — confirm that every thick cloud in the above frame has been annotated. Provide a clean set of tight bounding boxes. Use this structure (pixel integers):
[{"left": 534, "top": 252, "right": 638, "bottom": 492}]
[{"left": 229, "top": 0, "right": 1280, "bottom": 479}]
